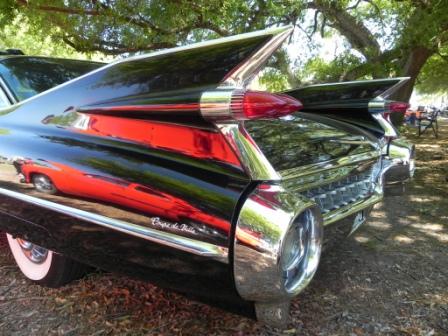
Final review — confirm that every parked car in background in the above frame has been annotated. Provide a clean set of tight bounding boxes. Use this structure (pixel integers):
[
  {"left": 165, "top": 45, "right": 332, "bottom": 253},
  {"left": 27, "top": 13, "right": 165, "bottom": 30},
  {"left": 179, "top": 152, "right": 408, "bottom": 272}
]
[{"left": 0, "top": 26, "right": 414, "bottom": 326}]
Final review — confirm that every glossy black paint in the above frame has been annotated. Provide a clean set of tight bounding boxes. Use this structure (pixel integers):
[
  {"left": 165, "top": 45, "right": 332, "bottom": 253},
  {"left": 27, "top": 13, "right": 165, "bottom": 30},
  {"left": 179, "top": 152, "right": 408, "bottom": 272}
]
[
  {"left": 0, "top": 124, "right": 249, "bottom": 242},
  {"left": 285, "top": 78, "right": 404, "bottom": 111},
  {"left": 0, "top": 33, "right": 269, "bottom": 125},
  {"left": 0, "top": 33, "right": 278, "bottom": 247},
  {"left": 0, "top": 198, "right": 255, "bottom": 317},
  {"left": 0, "top": 33, "right": 277, "bottom": 308},
  {"left": 0, "top": 106, "right": 256, "bottom": 310},
  {"left": 0, "top": 29, "right": 398, "bottom": 317}
]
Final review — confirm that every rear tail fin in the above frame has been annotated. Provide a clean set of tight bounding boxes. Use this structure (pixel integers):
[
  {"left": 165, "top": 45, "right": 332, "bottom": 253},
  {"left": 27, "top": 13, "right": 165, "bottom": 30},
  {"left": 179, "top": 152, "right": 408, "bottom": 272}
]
[
  {"left": 284, "top": 78, "right": 410, "bottom": 137},
  {"left": 76, "top": 26, "right": 293, "bottom": 118},
  {"left": 284, "top": 78, "right": 409, "bottom": 113}
]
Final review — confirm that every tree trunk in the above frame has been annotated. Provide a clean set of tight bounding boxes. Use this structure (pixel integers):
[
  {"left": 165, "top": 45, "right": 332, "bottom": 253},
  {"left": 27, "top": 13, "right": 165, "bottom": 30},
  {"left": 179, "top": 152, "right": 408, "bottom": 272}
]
[
  {"left": 398, "top": 46, "right": 433, "bottom": 101},
  {"left": 390, "top": 46, "right": 433, "bottom": 126}
]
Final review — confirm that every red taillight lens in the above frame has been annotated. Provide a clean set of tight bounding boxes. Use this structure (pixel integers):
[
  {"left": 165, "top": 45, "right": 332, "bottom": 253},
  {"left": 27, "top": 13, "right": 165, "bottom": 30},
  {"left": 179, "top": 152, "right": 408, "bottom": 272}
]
[
  {"left": 383, "top": 101, "right": 410, "bottom": 122},
  {"left": 200, "top": 89, "right": 303, "bottom": 120},
  {"left": 388, "top": 101, "right": 409, "bottom": 113},
  {"left": 235, "top": 91, "right": 303, "bottom": 119}
]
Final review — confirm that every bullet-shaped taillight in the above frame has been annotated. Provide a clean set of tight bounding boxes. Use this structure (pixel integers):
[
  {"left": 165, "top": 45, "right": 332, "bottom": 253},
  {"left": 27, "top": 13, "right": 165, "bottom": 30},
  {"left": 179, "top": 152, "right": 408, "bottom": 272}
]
[
  {"left": 388, "top": 101, "right": 410, "bottom": 113},
  {"left": 234, "top": 90, "right": 303, "bottom": 119},
  {"left": 382, "top": 101, "right": 410, "bottom": 121},
  {"left": 200, "top": 89, "right": 303, "bottom": 120}
]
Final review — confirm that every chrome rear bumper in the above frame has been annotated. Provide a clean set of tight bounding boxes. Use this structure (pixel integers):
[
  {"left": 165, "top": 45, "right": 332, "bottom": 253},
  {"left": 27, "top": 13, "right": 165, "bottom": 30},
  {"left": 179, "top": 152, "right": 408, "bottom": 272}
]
[
  {"left": 234, "top": 183, "right": 323, "bottom": 326},
  {"left": 382, "top": 139, "right": 415, "bottom": 196}
]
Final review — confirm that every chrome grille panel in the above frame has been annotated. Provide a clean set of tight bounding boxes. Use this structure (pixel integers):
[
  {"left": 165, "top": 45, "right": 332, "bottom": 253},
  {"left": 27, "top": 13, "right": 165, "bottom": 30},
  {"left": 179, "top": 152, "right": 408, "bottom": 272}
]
[
  {"left": 303, "top": 166, "right": 377, "bottom": 214},
  {"left": 283, "top": 155, "right": 382, "bottom": 219}
]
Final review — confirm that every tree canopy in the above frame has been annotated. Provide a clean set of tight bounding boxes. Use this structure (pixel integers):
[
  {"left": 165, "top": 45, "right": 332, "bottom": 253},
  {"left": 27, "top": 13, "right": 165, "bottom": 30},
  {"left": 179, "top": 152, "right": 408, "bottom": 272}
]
[
  {"left": 0, "top": 16, "right": 108, "bottom": 60},
  {"left": 0, "top": 0, "right": 447, "bottom": 98}
]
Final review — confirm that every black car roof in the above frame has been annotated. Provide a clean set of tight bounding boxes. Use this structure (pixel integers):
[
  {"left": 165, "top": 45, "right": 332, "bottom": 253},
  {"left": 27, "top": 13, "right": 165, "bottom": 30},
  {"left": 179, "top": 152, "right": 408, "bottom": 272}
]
[{"left": 0, "top": 55, "right": 105, "bottom": 66}]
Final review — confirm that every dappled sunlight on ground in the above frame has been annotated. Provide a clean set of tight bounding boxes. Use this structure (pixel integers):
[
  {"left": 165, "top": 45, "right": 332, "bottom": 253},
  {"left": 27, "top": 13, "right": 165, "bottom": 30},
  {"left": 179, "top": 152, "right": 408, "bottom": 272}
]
[{"left": 393, "top": 235, "right": 414, "bottom": 244}]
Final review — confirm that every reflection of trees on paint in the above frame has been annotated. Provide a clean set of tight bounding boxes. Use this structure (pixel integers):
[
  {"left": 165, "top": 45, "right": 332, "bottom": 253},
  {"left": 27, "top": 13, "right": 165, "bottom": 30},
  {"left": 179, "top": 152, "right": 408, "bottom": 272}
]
[
  {"left": 0, "top": 57, "right": 101, "bottom": 101},
  {"left": 92, "top": 36, "right": 265, "bottom": 93},
  {"left": 78, "top": 157, "right": 236, "bottom": 218},
  {"left": 43, "top": 112, "right": 79, "bottom": 126},
  {"left": 245, "top": 115, "right": 374, "bottom": 171}
]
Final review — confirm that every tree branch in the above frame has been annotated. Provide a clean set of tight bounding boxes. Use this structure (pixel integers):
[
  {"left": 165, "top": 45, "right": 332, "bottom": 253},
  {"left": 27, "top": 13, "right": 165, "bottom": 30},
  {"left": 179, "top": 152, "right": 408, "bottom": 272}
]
[
  {"left": 16, "top": 0, "right": 100, "bottom": 16},
  {"left": 307, "top": 0, "right": 381, "bottom": 60},
  {"left": 269, "top": 49, "right": 300, "bottom": 87}
]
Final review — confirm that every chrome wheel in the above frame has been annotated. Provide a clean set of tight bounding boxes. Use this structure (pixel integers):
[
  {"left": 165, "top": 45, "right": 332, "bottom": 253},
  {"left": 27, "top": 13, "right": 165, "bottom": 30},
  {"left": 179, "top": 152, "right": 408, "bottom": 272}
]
[
  {"left": 281, "top": 220, "right": 309, "bottom": 272},
  {"left": 16, "top": 238, "right": 49, "bottom": 264},
  {"left": 32, "top": 174, "right": 57, "bottom": 194},
  {"left": 7, "top": 233, "right": 87, "bottom": 286}
]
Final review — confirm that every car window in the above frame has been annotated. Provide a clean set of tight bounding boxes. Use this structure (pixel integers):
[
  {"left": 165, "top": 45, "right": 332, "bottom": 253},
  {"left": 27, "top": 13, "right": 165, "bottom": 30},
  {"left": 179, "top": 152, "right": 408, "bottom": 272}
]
[{"left": 0, "top": 58, "right": 103, "bottom": 102}]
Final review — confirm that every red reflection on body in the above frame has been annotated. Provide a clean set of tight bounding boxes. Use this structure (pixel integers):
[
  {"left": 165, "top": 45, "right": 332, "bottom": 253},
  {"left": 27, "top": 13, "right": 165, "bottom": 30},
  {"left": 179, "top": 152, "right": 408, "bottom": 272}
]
[
  {"left": 20, "top": 161, "right": 231, "bottom": 235},
  {"left": 71, "top": 114, "right": 242, "bottom": 168},
  {"left": 235, "top": 227, "right": 264, "bottom": 249}
]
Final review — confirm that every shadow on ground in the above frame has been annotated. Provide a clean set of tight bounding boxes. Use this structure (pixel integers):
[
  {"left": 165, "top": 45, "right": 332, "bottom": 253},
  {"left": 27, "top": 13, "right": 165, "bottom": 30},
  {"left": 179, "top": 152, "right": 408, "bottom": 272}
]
[{"left": 0, "top": 120, "right": 447, "bottom": 335}]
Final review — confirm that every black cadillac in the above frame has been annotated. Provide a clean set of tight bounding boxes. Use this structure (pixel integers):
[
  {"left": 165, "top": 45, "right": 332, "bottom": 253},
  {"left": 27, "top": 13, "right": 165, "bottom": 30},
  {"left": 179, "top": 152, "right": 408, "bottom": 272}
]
[{"left": 0, "top": 26, "right": 414, "bottom": 326}]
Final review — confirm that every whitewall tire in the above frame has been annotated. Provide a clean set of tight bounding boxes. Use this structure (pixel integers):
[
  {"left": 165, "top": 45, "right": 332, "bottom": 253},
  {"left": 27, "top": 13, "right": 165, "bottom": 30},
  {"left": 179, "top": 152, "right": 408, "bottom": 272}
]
[{"left": 6, "top": 233, "right": 87, "bottom": 287}]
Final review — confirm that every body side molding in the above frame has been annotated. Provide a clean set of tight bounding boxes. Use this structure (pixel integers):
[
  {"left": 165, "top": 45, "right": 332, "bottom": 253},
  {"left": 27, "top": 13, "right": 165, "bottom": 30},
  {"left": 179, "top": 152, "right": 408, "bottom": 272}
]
[{"left": 0, "top": 187, "right": 229, "bottom": 263}]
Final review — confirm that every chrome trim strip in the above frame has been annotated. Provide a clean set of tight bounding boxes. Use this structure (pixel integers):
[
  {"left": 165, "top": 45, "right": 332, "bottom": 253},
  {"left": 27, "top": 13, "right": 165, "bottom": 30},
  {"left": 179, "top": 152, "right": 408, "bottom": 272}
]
[
  {"left": 0, "top": 84, "right": 10, "bottom": 107},
  {"left": 371, "top": 112, "right": 398, "bottom": 138},
  {"left": 323, "top": 190, "right": 383, "bottom": 226},
  {"left": 222, "top": 26, "right": 293, "bottom": 87},
  {"left": 378, "top": 77, "right": 410, "bottom": 99},
  {"left": 280, "top": 150, "right": 381, "bottom": 180},
  {"left": 283, "top": 159, "right": 378, "bottom": 193},
  {"left": 0, "top": 188, "right": 229, "bottom": 263},
  {"left": 0, "top": 77, "right": 16, "bottom": 105},
  {"left": 200, "top": 89, "right": 234, "bottom": 118},
  {"left": 217, "top": 122, "right": 281, "bottom": 180}
]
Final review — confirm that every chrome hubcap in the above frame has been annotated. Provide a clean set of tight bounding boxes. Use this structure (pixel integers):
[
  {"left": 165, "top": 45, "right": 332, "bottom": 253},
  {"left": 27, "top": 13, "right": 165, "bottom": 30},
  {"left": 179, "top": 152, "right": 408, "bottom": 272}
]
[
  {"left": 16, "top": 238, "right": 49, "bottom": 264},
  {"left": 284, "top": 220, "right": 310, "bottom": 274},
  {"left": 296, "top": 223, "right": 308, "bottom": 264},
  {"left": 283, "top": 210, "right": 318, "bottom": 293},
  {"left": 34, "top": 176, "right": 53, "bottom": 191}
]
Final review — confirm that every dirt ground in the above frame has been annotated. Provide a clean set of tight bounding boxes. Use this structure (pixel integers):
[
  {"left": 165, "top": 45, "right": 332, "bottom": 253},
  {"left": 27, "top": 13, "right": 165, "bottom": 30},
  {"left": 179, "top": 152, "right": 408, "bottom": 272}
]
[{"left": 0, "top": 120, "right": 447, "bottom": 336}]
